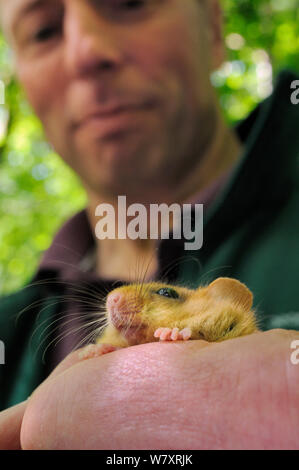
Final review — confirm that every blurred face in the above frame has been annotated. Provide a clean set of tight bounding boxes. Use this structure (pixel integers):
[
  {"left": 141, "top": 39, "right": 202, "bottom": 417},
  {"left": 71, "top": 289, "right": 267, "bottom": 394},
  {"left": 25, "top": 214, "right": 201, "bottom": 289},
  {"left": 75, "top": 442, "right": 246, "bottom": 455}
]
[{"left": 1, "top": 0, "right": 224, "bottom": 200}]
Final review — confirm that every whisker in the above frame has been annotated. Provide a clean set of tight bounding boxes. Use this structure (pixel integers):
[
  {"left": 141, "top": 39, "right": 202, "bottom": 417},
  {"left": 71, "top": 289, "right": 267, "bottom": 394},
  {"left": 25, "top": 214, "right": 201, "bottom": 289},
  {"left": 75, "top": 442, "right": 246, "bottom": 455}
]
[
  {"left": 71, "top": 326, "right": 106, "bottom": 353},
  {"left": 39, "top": 313, "right": 109, "bottom": 363},
  {"left": 30, "top": 306, "right": 100, "bottom": 354},
  {"left": 14, "top": 279, "right": 108, "bottom": 323},
  {"left": 196, "top": 265, "right": 233, "bottom": 287},
  {"left": 158, "top": 254, "right": 200, "bottom": 285},
  {"left": 36, "top": 309, "right": 103, "bottom": 347}
]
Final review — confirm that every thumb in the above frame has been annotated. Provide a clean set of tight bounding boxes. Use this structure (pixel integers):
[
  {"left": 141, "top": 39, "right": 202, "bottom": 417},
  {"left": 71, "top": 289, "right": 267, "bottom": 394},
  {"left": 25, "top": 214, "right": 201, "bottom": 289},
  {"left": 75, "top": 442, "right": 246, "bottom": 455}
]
[
  {"left": 0, "top": 400, "right": 27, "bottom": 450},
  {"left": 46, "top": 347, "right": 90, "bottom": 380}
]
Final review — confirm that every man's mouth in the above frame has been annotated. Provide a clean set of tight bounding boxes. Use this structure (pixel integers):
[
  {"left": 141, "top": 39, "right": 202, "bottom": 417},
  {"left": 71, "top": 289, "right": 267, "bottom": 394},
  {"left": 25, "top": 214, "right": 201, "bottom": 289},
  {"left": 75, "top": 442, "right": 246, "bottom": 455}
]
[{"left": 72, "top": 100, "right": 156, "bottom": 138}]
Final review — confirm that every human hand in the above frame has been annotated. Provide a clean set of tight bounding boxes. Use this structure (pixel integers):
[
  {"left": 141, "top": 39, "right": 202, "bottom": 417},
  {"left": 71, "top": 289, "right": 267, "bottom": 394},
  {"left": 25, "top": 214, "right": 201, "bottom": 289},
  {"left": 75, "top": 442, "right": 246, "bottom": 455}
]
[
  {"left": 0, "top": 401, "right": 27, "bottom": 450},
  {"left": 0, "top": 348, "right": 83, "bottom": 450},
  {"left": 18, "top": 329, "right": 299, "bottom": 449}
]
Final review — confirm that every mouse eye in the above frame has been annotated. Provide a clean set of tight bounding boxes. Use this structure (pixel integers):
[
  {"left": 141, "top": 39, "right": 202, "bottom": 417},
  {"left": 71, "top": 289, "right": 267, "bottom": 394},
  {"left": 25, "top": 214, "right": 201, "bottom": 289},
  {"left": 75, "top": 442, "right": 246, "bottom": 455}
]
[
  {"left": 226, "top": 322, "right": 237, "bottom": 334},
  {"left": 155, "top": 288, "right": 179, "bottom": 299}
]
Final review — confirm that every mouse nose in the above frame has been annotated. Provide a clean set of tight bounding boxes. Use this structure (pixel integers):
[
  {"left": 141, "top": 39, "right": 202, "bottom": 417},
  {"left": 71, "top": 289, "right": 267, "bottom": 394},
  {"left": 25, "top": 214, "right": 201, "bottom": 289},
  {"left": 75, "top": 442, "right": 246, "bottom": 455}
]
[
  {"left": 108, "top": 292, "right": 122, "bottom": 304},
  {"left": 106, "top": 291, "right": 126, "bottom": 311}
]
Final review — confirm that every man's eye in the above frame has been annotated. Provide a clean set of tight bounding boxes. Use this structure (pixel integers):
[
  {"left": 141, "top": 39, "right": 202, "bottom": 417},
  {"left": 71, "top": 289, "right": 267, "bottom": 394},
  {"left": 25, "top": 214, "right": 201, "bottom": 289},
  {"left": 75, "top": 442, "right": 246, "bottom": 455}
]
[
  {"left": 107, "top": 0, "right": 149, "bottom": 14},
  {"left": 117, "top": 0, "right": 146, "bottom": 9},
  {"left": 96, "top": 0, "right": 153, "bottom": 21},
  {"left": 155, "top": 288, "right": 179, "bottom": 299},
  {"left": 33, "top": 25, "right": 60, "bottom": 43}
]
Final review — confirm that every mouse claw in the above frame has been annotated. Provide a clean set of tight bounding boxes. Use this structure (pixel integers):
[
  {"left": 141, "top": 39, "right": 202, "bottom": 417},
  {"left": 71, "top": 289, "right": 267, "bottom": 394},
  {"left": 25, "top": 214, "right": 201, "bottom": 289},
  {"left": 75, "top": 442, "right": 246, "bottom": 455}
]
[
  {"left": 154, "top": 327, "right": 191, "bottom": 342},
  {"left": 78, "top": 343, "right": 120, "bottom": 360},
  {"left": 170, "top": 327, "right": 180, "bottom": 340},
  {"left": 161, "top": 328, "right": 173, "bottom": 341},
  {"left": 154, "top": 327, "right": 173, "bottom": 341},
  {"left": 179, "top": 327, "right": 192, "bottom": 340},
  {"left": 154, "top": 327, "right": 163, "bottom": 338}
]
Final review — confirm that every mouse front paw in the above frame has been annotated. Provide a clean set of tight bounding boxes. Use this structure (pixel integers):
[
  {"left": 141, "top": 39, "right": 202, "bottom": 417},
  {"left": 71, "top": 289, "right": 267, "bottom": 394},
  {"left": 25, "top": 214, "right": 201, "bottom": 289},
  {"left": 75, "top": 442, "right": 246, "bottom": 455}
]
[
  {"left": 78, "top": 343, "right": 120, "bottom": 361},
  {"left": 154, "top": 327, "right": 192, "bottom": 341}
]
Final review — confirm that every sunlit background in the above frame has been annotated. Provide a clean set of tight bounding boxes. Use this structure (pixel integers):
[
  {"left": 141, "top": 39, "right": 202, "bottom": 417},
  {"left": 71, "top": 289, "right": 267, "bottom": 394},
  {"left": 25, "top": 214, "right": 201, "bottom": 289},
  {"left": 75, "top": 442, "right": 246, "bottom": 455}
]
[{"left": 0, "top": 0, "right": 299, "bottom": 295}]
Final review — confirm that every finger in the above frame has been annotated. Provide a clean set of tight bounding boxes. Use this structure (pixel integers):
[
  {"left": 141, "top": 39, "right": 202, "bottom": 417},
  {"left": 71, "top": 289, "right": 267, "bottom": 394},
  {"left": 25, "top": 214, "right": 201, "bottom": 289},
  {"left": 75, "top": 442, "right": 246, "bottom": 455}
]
[
  {"left": 78, "top": 343, "right": 119, "bottom": 360},
  {"left": 0, "top": 400, "right": 27, "bottom": 450},
  {"left": 47, "top": 347, "right": 92, "bottom": 379}
]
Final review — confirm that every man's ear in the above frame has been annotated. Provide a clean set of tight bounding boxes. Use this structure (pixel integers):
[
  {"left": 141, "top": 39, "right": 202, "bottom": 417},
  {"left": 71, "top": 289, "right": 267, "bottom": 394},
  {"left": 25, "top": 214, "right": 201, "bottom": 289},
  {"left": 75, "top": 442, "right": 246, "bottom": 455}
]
[
  {"left": 207, "top": 277, "right": 253, "bottom": 311},
  {"left": 205, "top": 0, "right": 226, "bottom": 70}
]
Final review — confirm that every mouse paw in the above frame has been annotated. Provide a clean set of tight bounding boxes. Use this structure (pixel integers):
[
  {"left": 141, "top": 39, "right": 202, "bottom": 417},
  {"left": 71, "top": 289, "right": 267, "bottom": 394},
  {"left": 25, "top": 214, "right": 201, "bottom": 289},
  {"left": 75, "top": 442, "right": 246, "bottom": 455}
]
[
  {"left": 154, "top": 327, "right": 192, "bottom": 341},
  {"left": 78, "top": 343, "right": 120, "bottom": 361}
]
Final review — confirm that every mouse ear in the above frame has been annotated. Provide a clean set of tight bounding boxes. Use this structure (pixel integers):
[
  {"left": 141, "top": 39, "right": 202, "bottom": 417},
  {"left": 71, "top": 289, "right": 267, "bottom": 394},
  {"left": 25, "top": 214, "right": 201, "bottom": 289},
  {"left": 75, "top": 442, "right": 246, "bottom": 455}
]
[{"left": 207, "top": 277, "right": 253, "bottom": 311}]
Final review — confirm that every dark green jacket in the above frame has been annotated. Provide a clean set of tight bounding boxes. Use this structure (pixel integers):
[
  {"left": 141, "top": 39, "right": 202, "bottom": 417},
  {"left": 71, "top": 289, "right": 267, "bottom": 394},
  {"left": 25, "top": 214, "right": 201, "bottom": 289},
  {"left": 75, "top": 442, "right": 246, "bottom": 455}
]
[{"left": 1, "top": 70, "right": 299, "bottom": 410}]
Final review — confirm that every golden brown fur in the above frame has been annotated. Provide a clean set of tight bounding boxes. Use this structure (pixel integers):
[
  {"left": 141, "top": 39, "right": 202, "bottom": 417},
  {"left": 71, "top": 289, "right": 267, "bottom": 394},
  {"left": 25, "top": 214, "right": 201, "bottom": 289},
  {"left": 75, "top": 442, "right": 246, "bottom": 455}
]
[{"left": 96, "top": 277, "right": 259, "bottom": 348}]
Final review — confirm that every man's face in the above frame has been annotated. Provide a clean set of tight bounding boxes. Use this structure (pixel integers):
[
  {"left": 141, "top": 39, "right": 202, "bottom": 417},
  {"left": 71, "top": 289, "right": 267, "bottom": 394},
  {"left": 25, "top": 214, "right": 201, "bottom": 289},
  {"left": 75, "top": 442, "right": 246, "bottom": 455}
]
[{"left": 1, "top": 0, "right": 224, "bottom": 200}]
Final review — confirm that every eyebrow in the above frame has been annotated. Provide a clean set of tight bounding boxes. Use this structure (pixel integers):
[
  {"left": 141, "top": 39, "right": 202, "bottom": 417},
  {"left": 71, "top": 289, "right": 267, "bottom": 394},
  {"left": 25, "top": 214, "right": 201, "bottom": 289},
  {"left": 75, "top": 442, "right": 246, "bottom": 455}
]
[{"left": 11, "top": 0, "right": 49, "bottom": 35}]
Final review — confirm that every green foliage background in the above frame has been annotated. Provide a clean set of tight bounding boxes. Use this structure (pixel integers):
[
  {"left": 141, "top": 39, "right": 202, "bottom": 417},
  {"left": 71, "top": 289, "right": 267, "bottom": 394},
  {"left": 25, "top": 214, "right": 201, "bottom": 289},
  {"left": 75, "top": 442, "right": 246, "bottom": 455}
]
[{"left": 0, "top": 0, "right": 299, "bottom": 295}]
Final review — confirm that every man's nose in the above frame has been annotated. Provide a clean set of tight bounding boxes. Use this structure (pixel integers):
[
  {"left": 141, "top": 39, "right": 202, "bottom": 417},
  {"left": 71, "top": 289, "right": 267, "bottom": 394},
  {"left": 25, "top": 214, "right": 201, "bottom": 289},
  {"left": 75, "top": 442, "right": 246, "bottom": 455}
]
[{"left": 63, "top": 4, "right": 123, "bottom": 79}]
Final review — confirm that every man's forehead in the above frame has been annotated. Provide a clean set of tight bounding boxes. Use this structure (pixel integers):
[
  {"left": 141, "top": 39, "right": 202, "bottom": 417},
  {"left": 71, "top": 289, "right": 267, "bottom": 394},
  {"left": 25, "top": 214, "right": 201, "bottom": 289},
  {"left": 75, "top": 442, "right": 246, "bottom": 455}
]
[
  {"left": 0, "top": 0, "right": 61, "bottom": 37},
  {"left": 0, "top": 0, "right": 39, "bottom": 17},
  {"left": 0, "top": 0, "right": 34, "bottom": 29},
  {"left": 1, "top": 0, "right": 55, "bottom": 10},
  {"left": 1, "top": 0, "right": 48, "bottom": 15},
  {"left": 1, "top": 0, "right": 59, "bottom": 23}
]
